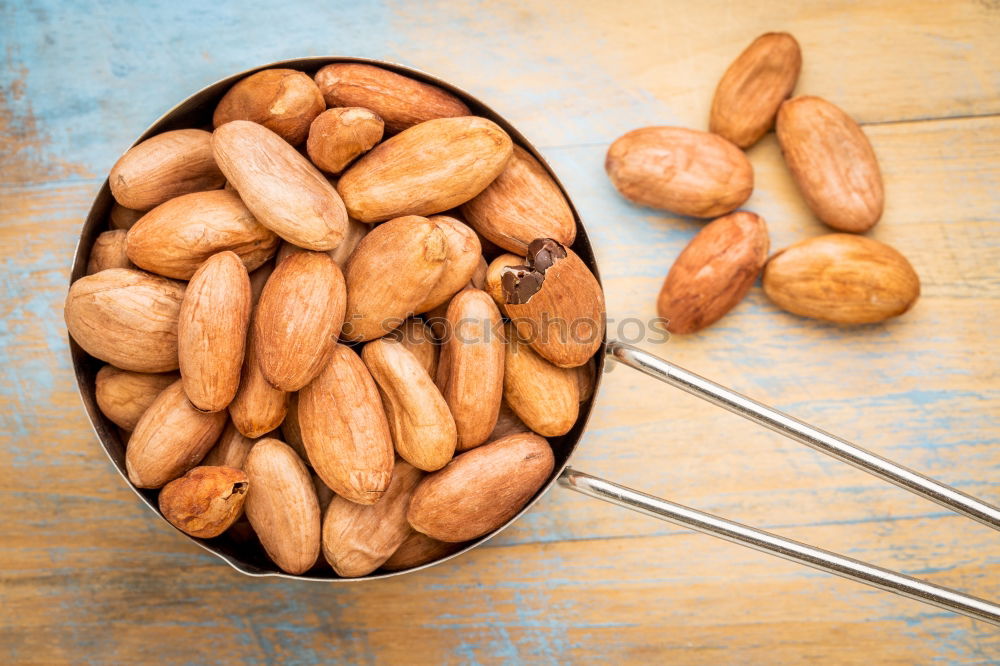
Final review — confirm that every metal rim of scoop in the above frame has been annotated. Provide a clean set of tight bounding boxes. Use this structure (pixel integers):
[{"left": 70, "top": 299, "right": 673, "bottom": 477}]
[
  {"left": 68, "top": 56, "right": 606, "bottom": 581},
  {"left": 69, "top": 58, "right": 1000, "bottom": 626}
]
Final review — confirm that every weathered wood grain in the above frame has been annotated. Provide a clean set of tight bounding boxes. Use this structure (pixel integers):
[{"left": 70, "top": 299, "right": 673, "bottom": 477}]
[{"left": 1, "top": 0, "right": 998, "bottom": 663}]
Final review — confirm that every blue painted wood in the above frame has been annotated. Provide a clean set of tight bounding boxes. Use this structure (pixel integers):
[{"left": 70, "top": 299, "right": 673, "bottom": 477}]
[{"left": 2, "top": 0, "right": 998, "bottom": 662}]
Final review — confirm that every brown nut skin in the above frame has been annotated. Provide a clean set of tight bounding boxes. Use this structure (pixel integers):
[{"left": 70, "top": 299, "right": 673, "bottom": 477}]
[
  {"left": 381, "top": 529, "right": 464, "bottom": 571},
  {"left": 501, "top": 240, "right": 605, "bottom": 368},
  {"left": 158, "top": 466, "right": 249, "bottom": 538},
  {"left": 461, "top": 145, "right": 576, "bottom": 254},
  {"left": 213, "top": 120, "right": 348, "bottom": 251},
  {"left": 573, "top": 357, "right": 597, "bottom": 404},
  {"left": 178, "top": 252, "right": 252, "bottom": 412},
  {"left": 763, "top": 234, "right": 920, "bottom": 324},
  {"left": 243, "top": 438, "right": 321, "bottom": 575},
  {"left": 109, "top": 129, "right": 225, "bottom": 211},
  {"left": 228, "top": 325, "right": 289, "bottom": 439},
  {"left": 312, "top": 473, "right": 335, "bottom": 513},
  {"left": 274, "top": 241, "right": 307, "bottom": 266},
  {"left": 213, "top": 68, "right": 325, "bottom": 146},
  {"left": 776, "top": 96, "right": 884, "bottom": 233},
  {"left": 435, "top": 289, "right": 505, "bottom": 451},
  {"left": 328, "top": 217, "right": 368, "bottom": 268},
  {"left": 314, "top": 63, "right": 470, "bottom": 133},
  {"left": 279, "top": 392, "right": 307, "bottom": 461},
  {"left": 65, "top": 268, "right": 185, "bottom": 373},
  {"left": 126, "top": 189, "right": 279, "bottom": 280},
  {"left": 254, "top": 251, "right": 347, "bottom": 391},
  {"left": 362, "top": 338, "right": 457, "bottom": 472},
  {"left": 606, "top": 127, "right": 753, "bottom": 218},
  {"left": 299, "top": 344, "right": 395, "bottom": 505},
  {"left": 485, "top": 253, "right": 524, "bottom": 313},
  {"left": 248, "top": 261, "right": 274, "bottom": 307},
  {"left": 95, "top": 366, "right": 179, "bottom": 431},
  {"left": 321, "top": 459, "right": 424, "bottom": 577},
  {"left": 657, "top": 211, "right": 770, "bottom": 334},
  {"left": 307, "top": 107, "right": 384, "bottom": 173},
  {"left": 487, "top": 400, "right": 533, "bottom": 441},
  {"left": 338, "top": 117, "right": 513, "bottom": 223},
  {"left": 202, "top": 421, "right": 256, "bottom": 469},
  {"left": 416, "top": 215, "right": 482, "bottom": 313},
  {"left": 470, "top": 256, "right": 488, "bottom": 290},
  {"left": 87, "top": 230, "right": 133, "bottom": 275},
  {"left": 342, "top": 216, "right": 447, "bottom": 342},
  {"left": 109, "top": 203, "right": 143, "bottom": 231},
  {"left": 389, "top": 319, "right": 440, "bottom": 378},
  {"left": 125, "top": 380, "right": 227, "bottom": 489},
  {"left": 503, "top": 324, "right": 579, "bottom": 437},
  {"left": 407, "top": 432, "right": 554, "bottom": 542},
  {"left": 710, "top": 32, "right": 802, "bottom": 149}
]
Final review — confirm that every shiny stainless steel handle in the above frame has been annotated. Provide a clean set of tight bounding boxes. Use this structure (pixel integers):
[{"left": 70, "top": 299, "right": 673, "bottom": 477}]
[
  {"left": 606, "top": 340, "right": 1000, "bottom": 530},
  {"left": 559, "top": 469, "right": 1000, "bottom": 626}
]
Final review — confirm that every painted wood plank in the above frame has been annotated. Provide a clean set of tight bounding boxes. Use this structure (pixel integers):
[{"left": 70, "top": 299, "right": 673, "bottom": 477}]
[{"left": 1, "top": 0, "right": 998, "bottom": 662}]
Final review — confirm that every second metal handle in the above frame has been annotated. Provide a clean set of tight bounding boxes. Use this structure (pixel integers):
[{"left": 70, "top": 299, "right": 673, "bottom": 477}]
[{"left": 559, "top": 469, "right": 1000, "bottom": 626}]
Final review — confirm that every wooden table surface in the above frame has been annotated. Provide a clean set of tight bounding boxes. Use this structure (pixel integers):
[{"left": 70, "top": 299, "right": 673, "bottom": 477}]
[{"left": 2, "top": 1, "right": 998, "bottom": 663}]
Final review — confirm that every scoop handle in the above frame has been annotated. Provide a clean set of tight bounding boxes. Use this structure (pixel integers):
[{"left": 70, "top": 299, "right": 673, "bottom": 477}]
[
  {"left": 605, "top": 340, "right": 1000, "bottom": 530},
  {"left": 559, "top": 469, "right": 1000, "bottom": 626}
]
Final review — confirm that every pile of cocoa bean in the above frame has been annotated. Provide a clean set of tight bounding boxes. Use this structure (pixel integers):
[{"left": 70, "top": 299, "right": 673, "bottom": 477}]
[{"left": 67, "top": 64, "right": 603, "bottom": 576}]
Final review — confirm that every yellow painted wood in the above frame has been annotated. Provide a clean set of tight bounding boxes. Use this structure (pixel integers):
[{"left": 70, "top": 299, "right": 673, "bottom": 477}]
[{"left": 1, "top": 0, "right": 998, "bottom": 662}]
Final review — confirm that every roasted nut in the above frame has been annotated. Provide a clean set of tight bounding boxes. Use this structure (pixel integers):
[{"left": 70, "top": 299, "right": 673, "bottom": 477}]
[
  {"left": 407, "top": 432, "right": 554, "bottom": 542},
  {"left": 109, "top": 203, "right": 144, "bottom": 231},
  {"left": 435, "top": 289, "right": 505, "bottom": 451},
  {"left": 485, "top": 253, "right": 524, "bottom": 312},
  {"left": 389, "top": 318, "right": 440, "bottom": 378},
  {"left": 461, "top": 145, "right": 576, "bottom": 253},
  {"left": 126, "top": 189, "right": 279, "bottom": 280},
  {"left": 342, "top": 216, "right": 447, "bottom": 341},
  {"left": 65, "top": 268, "right": 185, "bottom": 373},
  {"left": 327, "top": 217, "right": 369, "bottom": 267},
  {"left": 229, "top": 325, "right": 289, "bottom": 439},
  {"left": 573, "top": 357, "right": 597, "bottom": 403},
  {"left": 338, "top": 117, "right": 513, "bottom": 223},
  {"left": 501, "top": 239, "right": 604, "bottom": 368},
  {"left": 202, "top": 421, "right": 256, "bottom": 469},
  {"left": 362, "top": 338, "right": 457, "bottom": 471},
  {"left": 279, "top": 392, "right": 307, "bottom": 460},
  {"left": 213, "top": 120, "right": 349, "bottom": 251},
  {"left": 382, "top": 529, "right": 464, "bottom": 571},
  {"left": 95, "top": 366, "right": 178, "bottom": 431},
  {"left": 109, "top": 129, "right": 225, "bottom": 210},
  {"left": 321, "top": 459, "right": 424, "bottom": 577},
  {"left": 314, "top": 63, "right": 470, "bottom": 133},
  {"left": 776, "top": 96, "right": 884, "bottom": 233},
  {"left": 177, "top": 251, "right": 251, "bottom": 411},
  {"left": 763, "top": 234, "right": 920, "bottom": 323},
  {"left": 248, "top": 261, "right": 275, "bottom": 307},
  {"left": 606, "top": 126, "right": 753, "bottom": 218},
  {"left": 243, "top": 438, "right": 321, "bottom": 574},
  {"left": 87, "top": 230, "right": 133, "bottom": 275},
  {"left": 503, "top": 324, "right": 579, "bottom": 437},
  {"left": 299, "top": 344, "right": 394, "bottom": 505},
  {"left": 710, "top": 32, "right": 802, "bottom": 148},
  {"left": 125, "top": 379, "right": 227, "bottom": 489},
  {"left": 415, "top": 215, "right": 482, "bottom": 313},
  {"left": 254, "top": 251, "right": 347, "bottom": 391},
  {"left": 657, "top": 211, "right": 769, "bottom": 334},
  {"left": 307, "top": 107, "right": 384, "bottom": 173},
  {"left": 158, "top": 466, "right": 249, "bottom": 538},
  {"left": 487, "top": 400, "right": 532, "bottom": 441},
  {"left": 213, "top": 69, "right": 325, "bottom": 146}
]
